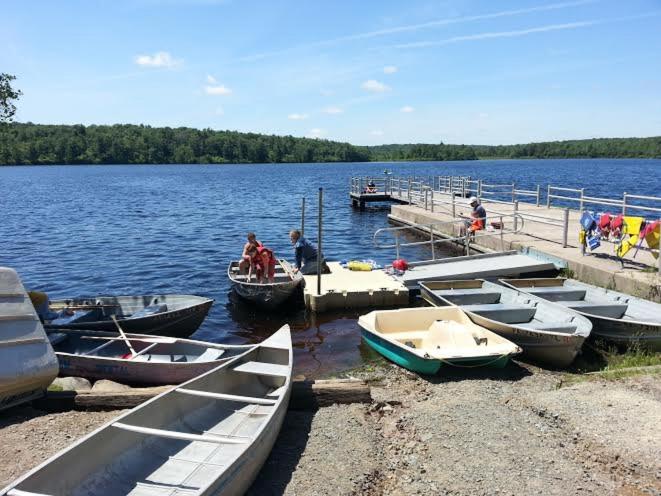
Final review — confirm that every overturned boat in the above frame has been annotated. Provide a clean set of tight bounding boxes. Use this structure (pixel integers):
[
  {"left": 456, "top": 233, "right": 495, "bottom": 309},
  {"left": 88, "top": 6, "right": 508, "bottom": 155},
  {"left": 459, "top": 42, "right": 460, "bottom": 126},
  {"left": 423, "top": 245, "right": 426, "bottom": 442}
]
[
  {"left": 228, "top": 259, "right": 303, "bottom": 309},
  {"left": 2, "top": 325, "right": 292, "bottom": 496},
  {"left": 501, "top": 278, "right": 661, "bottom": 350},
  {"left": 0, "top": 267, "right": 59, "bottom": 411},
  {"left": 44, "top": 294, "right": 213, "bottom": 338},
  {"left": 420, "top": 279, "right": 592, "bottom": 368},
  {"left": 49, "top": 329, "right": 252, "bottom": 386},
  {"left": 358, "top": 307, "right": 521, "bottom": 374}
]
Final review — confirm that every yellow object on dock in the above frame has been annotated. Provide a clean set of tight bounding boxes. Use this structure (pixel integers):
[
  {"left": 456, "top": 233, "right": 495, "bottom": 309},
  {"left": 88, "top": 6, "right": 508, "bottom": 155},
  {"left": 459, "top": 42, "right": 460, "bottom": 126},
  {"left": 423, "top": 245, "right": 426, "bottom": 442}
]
[{"left": 303, "top": 262, "right": 409, "bottom": 313}]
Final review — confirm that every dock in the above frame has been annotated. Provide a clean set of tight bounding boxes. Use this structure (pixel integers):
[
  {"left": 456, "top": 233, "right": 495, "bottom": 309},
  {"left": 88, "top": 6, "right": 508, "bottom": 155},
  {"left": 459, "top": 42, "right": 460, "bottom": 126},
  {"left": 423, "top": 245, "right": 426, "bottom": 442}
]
[{"left": 354, "top": 175, "right": 660, "bottom": 302}]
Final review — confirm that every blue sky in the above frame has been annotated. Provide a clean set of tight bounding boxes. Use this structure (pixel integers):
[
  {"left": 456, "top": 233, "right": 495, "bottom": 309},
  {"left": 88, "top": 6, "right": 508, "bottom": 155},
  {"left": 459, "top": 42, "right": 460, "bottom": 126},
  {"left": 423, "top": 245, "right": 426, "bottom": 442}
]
[{"left": 2, "top": 0, "right": 661, "bottom": 145}]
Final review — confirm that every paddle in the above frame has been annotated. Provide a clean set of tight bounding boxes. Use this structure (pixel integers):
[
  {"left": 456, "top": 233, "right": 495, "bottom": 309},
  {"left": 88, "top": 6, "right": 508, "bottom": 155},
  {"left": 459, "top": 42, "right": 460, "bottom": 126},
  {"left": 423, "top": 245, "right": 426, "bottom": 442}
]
[
  {"left": 80, "top": 336, "right": 178, "bottom": 344},
  {"left": 111, "top": 315, "right": 138, "bottom": 357}
]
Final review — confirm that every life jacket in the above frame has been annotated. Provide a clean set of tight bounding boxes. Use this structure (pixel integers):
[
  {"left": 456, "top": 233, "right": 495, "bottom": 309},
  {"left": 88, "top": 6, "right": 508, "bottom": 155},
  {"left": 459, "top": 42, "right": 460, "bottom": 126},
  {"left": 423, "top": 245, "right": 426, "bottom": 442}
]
[
  {"left": 254, "top": 246, "right": 275, "bottom": 268},
  {"left": 598, "top": 213, "right": 611, "bottom": 230}
]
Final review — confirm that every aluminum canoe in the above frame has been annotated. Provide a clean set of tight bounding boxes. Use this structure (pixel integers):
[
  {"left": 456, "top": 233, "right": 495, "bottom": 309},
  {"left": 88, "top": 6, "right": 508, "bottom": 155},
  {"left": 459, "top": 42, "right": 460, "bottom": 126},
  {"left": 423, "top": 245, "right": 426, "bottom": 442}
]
[
  {"left": 2, "top": 325, "right": 293, "bottom": 496},
  {"left": 420, "top": 279, "right": 592, "bottom": 368},
  {"left": 500, "top": 278, "right": 661, "bottom": 350}
]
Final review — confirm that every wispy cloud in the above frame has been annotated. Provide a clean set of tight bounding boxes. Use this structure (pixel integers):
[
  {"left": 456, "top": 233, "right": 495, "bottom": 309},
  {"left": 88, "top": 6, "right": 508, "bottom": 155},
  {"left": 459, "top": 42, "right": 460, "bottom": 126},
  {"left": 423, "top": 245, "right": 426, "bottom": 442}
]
[
  {"left": 383, "top": 65, "right": 398, "bottom": 74},
  {"left": 207, "top": 75, "right": 217, "bottom": 84},
  {"left": 205, "top": 84, "right": 232, "bottom": 95},
  {"left": 394, "top": 11, "right": 661, "bottom": 49},
  {"left": 400, "top": 106, "right": 414, "bottom": 113},
  {"left": 323, "top": 106, "right": 344, "bottom": 114},
  {"left": 362, "top": 79, "right": 390, "bottom": 93},
  {"left": 308, "top": 128, "right": 326, "bottom": 139},
  {"left": 237, "top": 0, "right": 597, "bottom": 61},
  {"left": 134, "top": 51, "right": 182, "bottom": 68},
  {"left": 288, "top": 113, "right": 309, "bottom": 120}
]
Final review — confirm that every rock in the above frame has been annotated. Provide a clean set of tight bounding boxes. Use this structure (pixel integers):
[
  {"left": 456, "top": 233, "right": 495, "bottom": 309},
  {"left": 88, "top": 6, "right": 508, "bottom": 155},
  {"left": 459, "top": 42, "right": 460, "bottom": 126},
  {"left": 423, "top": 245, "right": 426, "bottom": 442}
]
[
  {"left": 91, "top": 380, "right": 132, "bottom": 393},
  {"left": 51, "top": 377, "right": 92, "bottom": 392}
]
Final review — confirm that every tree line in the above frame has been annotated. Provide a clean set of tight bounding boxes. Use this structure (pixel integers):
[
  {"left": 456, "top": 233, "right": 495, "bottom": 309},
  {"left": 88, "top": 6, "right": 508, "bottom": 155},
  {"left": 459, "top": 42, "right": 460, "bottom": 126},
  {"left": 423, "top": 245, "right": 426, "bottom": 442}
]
[{"left": 0, "top": 122, "right": 659, "bottom": 165}]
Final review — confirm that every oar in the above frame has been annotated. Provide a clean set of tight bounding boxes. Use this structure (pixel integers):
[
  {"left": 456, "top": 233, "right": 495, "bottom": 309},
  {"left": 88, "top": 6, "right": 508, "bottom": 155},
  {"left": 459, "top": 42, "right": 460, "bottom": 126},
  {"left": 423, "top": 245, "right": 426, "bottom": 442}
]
[
  {"left": 111, "top": 315, "right": 138, "bottom": 357},
  {"left": 80, "top": 336, "right": 178, "bottom": 344}
]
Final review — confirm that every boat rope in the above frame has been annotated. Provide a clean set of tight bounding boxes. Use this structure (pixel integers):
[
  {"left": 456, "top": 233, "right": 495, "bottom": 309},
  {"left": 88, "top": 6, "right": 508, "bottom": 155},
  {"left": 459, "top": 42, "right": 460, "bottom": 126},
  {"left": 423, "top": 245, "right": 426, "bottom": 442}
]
[{"left": 436, "top": 354, "right": 510, "bottom": 368}]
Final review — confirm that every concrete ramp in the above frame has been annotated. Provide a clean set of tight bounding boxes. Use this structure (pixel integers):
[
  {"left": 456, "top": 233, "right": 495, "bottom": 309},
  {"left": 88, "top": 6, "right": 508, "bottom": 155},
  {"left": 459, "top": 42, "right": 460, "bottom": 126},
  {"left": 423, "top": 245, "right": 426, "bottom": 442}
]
[{"left": 395, "top": 251, "right": 562, "bottom": 289}]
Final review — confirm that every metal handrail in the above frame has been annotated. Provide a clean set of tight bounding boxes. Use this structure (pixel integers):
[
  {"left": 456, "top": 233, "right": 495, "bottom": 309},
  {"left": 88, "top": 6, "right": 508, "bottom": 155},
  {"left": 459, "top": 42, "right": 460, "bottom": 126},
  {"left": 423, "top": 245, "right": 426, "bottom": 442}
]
[{"left": 373, "top": 213, "right": 526, "bottom": 259}]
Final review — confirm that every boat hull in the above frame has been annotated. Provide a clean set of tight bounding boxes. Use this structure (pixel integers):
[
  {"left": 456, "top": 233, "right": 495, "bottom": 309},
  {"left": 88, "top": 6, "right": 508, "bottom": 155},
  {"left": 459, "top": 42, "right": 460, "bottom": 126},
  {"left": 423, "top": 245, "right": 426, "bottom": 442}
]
[{"left": 362, "top": 329, "right": 441, "bottom": 374}]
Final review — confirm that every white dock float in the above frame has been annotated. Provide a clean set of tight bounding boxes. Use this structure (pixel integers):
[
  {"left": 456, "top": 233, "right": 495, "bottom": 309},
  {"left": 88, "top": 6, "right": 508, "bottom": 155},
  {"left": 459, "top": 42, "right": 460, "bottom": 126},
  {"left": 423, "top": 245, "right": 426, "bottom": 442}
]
[
  {"left": 394, "top": 251, "right": 563, "bottom": 289},
  {"left": 303, "top": 262, "right": 409, "bottom": 313}
]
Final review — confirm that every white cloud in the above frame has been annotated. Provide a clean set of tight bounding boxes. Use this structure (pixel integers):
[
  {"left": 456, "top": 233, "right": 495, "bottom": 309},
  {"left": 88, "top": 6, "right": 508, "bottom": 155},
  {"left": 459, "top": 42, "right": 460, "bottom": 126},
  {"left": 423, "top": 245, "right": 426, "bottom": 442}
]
[
  {"left": 323, "top": 106, "right": 343, "bottom": 114},
  {"left": 205, "top": 84, "right": 232, "bottom": 95},
  {"left": 308, "top": 128, "right": 326, "bottom": 139},
  {"left": 134, "top": 51, "right": 182, "bottom": 68},
  {"left": 383, "top": 65, "right": 398, "bottom": 74},
  {"left": 400, "top": 105, "right": 414, "bottom": 113},
  {"left": 362, "top": 79, "right": 390, "bottom": 93},
  {"left": 288, "top": 113, "right": 309, "bottom": 120},
  {"left": 370, "top": 130, "right": 384, "bottom": 136},
  {"left": 215, "top": 106, "right": 224, "bottom": 115},
  {"left": 207, "top": 75, "right": 217, "bottom": 84}
]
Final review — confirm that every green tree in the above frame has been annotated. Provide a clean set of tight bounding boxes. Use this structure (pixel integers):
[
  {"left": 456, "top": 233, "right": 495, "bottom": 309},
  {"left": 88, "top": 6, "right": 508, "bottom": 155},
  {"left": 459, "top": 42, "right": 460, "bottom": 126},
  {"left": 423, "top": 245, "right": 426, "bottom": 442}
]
[{"left": 0, "top": 73, "right": 23, "bottom": 123}]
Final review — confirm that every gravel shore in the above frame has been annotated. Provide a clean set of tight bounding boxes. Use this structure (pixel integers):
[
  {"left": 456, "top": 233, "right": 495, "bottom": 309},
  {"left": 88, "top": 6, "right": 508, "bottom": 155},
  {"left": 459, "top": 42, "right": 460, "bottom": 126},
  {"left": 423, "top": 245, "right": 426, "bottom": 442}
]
[{"left": 1, "top": 365, "right": 659, "bottom": 495}]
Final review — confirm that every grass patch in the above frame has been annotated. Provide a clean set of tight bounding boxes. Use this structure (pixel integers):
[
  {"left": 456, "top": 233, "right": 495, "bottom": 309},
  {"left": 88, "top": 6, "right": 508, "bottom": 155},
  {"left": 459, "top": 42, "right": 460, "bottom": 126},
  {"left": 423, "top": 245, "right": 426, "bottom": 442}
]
[
  {"left": 47, "top": 384, "right": 63, "bottom": 392},
  {"left": 558, "top": 267, "right": 575, "bottom": 279}
]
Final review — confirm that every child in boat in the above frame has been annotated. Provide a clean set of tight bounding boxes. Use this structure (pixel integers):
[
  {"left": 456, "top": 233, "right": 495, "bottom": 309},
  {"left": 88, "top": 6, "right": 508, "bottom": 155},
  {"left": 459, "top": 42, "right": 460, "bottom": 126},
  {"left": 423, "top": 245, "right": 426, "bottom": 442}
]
[
  {"left": 239, "top": 232, "right": 262, "bottom": 275},
  {"left": 246, "top": 244, "right": 276, "bottom": 283}
]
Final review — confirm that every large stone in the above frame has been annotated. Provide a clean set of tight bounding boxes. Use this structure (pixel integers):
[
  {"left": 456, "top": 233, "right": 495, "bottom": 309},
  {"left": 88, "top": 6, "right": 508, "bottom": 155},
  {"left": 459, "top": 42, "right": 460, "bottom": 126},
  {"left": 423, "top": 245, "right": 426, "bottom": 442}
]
[
  {"left": 91, "top": 379, "right": 132, "bottom": 393},
  {"left": 51, "top": 376, "right": 92, "bottom": 392}
]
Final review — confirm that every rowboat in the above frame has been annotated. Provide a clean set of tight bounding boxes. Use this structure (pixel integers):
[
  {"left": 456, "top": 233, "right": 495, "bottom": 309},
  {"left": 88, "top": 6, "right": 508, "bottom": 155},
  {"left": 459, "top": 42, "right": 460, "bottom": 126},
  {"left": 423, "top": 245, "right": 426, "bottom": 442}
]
[
  {"left": 0, "top": 267, "right": 59, "bottom": 411},
  {"left": 48, "top": 329, "right": 253, "bottom": 386},
  {"left": 228, "top": 259, "right": 303, "bottom": 309},
  {"left": 44, "top": 294, "right": 214, "bottom": 338},
  {"left": 500, "top": 278, "right": 661, "bottom": 350},
  {"left": 2, "top": 325, "right": 292, "bottom": 496},
  {"left": 420, "top": 280, "right": 592, "bottom": 368},
  {"left": 358, "top": 307, "right": 521, "bottom": 374}
]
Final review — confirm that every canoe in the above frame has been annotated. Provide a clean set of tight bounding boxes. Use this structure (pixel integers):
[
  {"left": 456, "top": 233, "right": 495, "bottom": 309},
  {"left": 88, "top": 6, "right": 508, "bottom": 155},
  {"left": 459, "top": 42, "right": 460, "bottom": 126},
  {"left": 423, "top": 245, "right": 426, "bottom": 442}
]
[
  {"left": 500, "top": 278, "right": 661, "bottom": 350},
  {"left": 228, "top": 259, "right": 303, "bottom": 309},
  {"left": 0, "top": 267, "right": 59, "bottom": 411},
  {"left": 48, "top": 329, "right": 254, "bottom": 386},
  {"left": 420, "top": 279, "right": 592, "bottom": 368},
  {"left": 44, "top": 294, "right": 214, "bottom": 338},
  {"left": 1, "top": 325, "right": 292, "bottom": 496},
  {"left": 358, "top": 307, "right": 521, "bottom": 374}
]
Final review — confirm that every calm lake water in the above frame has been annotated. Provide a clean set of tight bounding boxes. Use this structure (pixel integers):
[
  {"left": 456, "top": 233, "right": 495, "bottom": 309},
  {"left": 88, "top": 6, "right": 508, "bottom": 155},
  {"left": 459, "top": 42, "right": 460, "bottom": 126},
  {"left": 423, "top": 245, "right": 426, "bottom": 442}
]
[{"left": 1, "top": 159, "right": 659, "bottom": 377}]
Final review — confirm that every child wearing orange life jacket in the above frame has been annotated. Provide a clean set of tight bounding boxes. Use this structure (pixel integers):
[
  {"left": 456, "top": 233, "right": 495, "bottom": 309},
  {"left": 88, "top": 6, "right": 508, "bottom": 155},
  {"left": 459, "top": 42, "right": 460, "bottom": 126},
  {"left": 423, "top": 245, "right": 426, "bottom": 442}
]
[{"left": 247, "top": 244, "right": 276, "bottom": 283}]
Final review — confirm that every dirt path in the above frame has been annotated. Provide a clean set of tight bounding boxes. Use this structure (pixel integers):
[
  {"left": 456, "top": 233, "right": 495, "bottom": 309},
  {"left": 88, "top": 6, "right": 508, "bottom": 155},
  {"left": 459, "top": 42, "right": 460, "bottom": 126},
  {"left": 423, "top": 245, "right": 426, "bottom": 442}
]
[{"left": 1, "top": 366, "right": 659, "bottom": 495}]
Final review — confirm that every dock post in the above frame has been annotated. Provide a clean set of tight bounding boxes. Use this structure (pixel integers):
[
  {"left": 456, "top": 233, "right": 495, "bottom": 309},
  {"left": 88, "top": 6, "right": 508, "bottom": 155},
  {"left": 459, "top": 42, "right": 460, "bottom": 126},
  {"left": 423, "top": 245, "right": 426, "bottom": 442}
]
[
  {"left": 512, "top": 183, "right": 516, "bottom": 204},
  {"left": 317, "top": 187, "right": 323, "bottom": 295},
  {"left": 536, "top": 184, "right": 541, "bottom": 207},
  {"left": 464, "top": 231, "right": 470, "bottom": 256},
  {"left": 500, "top": 216, "right": 505, "bottom": 251},
  {"left": 478, "top": 179, "right": 483, "bottom": 198},
  {"left": 622, "top": 192, "right": 627, "bottom": 215},
  {"left": 430, "top": 224, "right": 435, "bottom": 260},
  {"left": 562, "top": 208, "right": 569, "bottom": 248},
  {"left": 301, "top": 197, "right": 306, "bottom": 236},
  {"left": 430, "top": 188, "right": 434, "bottom": 212},
  {"left": 513, "top": 201, "right": 519, "bottom": 231},
  {"left": 579, "top": 188, "right": 585, "bottom": 211},
  {"left": 359, "top": 178, "right": 363, "bottom": 194},
  {"left": 452, "top": 192, "right": 456, "bottom": 217},
  {"left": 461, "top": 179, "right": 466, "bottom": 198},
  {"left": 408, "top": 178, "right": 412, "bottom": 204},
  {"left": 424, "top": 188, "right": 428, "bottom": 210},
  {"left": 398, "top": 178, "right": 402, "bottom": 198},
  {"left": 547, "top": 185, "right": 551, "bottom": 208}
]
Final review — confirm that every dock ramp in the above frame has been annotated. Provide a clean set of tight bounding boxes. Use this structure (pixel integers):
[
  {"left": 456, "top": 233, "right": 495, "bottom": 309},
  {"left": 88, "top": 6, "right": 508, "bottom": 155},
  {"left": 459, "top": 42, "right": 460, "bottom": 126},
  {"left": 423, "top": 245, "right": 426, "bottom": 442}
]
[
  {"left": 394, "top": 251, "right": 564, "bottom": 290},
  {"left": 0, "top": 267, "right": 58, "bottom": 411}
]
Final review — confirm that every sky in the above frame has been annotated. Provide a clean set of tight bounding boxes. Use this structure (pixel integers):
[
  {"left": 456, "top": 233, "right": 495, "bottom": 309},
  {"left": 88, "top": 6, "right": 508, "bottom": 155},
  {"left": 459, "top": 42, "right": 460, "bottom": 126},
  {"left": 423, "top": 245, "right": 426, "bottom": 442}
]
[{"left": 2, "top": 0, "right": 661, "bottom": 145}]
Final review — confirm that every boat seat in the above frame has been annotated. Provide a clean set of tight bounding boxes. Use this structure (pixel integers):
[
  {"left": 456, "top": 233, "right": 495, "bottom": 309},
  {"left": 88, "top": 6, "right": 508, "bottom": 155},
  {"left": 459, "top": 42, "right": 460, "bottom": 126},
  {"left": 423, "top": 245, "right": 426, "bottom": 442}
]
[
  {"left": 557, "top": 301, "right": 628, "bottom": 319},
  {"left": 267, "top": 385, "right": 288, "bottom": 397},
  {"left": 233, "top": 361, "right": 289, "bottom": 377},
  {"left": 194, "top": 348, "right": 225, "bottom": 362},
  {"left": 129, "top": 304, "right": 167, "bottom": 319},
  {"left": 517, "top": 323, "right": 578, "bottom": 334},
  {"left": 523, "top": 287, "right": 587, "bottom": 301},
  {"left": 175, "top": 388, "right": 277, "bottom": 405},
  {"left": 462, "top": 304, "right": 536, "bottom": 324},
  {"left": 430, "top": 289, "right": 501, "bottom": 305},
  {"left": 435, "top": 343, "right": 517, "bottom": 358},
  {"left": 111, "top": 422, "right": 246, "bottom": 444}
]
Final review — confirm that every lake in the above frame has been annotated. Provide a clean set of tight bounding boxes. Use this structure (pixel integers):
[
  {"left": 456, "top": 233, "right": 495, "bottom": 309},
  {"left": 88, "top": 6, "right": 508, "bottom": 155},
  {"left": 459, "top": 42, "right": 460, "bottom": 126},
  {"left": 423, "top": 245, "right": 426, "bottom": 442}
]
[{"left": 1, "top": 159, "right": 659, "bottom": 377}]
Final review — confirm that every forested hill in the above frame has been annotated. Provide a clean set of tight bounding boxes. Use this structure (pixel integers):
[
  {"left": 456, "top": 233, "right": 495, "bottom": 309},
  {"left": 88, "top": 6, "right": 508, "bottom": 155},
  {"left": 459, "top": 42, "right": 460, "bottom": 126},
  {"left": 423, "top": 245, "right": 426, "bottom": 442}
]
[
  {"left": 0, "top": 123, "right": 370, "bottom": 165},
  {"left": 0, "top": 123, "right": 659, "bottom": 165}
]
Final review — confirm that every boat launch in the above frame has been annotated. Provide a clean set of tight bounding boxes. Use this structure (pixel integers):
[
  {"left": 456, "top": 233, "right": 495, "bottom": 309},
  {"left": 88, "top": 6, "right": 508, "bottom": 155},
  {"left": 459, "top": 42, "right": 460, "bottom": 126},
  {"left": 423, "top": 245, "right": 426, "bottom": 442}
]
[
  {"left": 44, "top": 294, "right": 213, "bottom": 338},
  {"left": 501, "top": 278, "right": 661, "bottom": 350},
  {"left": 228, "top": 259, "right": 303, "bottom": 309},
  {"left": 420, "top": 279, "right": 592, "bottom": 368},
  {"left": 2, "top": 325, "right": 292, "bottom": 496},
  {"left": 48, "top": 329, "right": 253, "bottom": 386},
  {"left": 358, "top": 306, "right": 521, "bottom": 374}
]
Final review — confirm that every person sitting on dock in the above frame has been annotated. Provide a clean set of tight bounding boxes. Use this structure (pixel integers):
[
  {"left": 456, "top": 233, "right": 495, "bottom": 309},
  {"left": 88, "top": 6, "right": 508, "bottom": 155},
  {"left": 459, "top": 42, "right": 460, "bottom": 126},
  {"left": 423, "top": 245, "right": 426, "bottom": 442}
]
[
  {"left": 461, "top": 197, "right": 487, "bottom": 236},
  {"left": 365, "top": 180, "right": 377, "bottom": 194},
  {"left": 289, "top": 229, "right": 327, "bottom": 275},
  {"left": 239, "top": 232, "right": 262, "bottom": 274}
]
